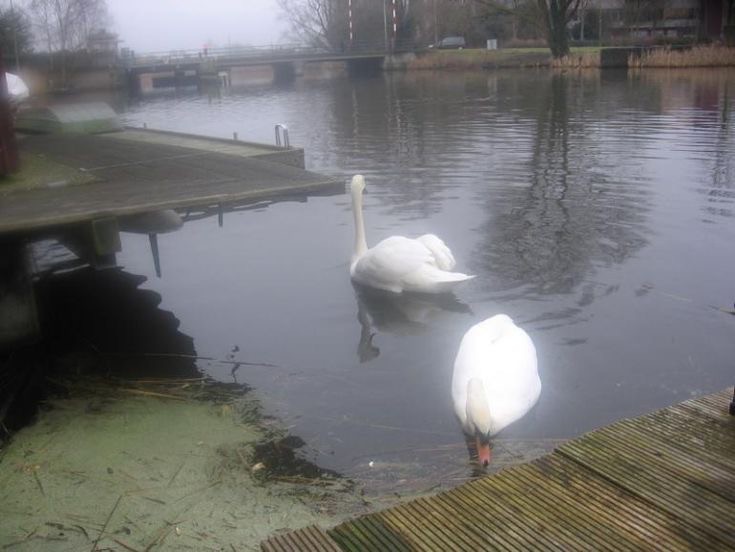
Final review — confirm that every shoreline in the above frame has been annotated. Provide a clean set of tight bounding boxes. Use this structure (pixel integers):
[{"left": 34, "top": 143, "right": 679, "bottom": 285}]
[{"left": 392, "top": 45, "right": 735, "bottom": 72}]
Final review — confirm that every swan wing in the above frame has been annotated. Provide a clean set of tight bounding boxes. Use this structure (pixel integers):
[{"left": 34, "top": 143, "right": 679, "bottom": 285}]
[
  {"left": 452, "top": 315, "right": 541, "bottom": 435},
  {"left": 416, "top": 234, "right": 456, "bottom": 271},
  {"left": 352, "top": 236, "right": 434, "bottom": 292}
]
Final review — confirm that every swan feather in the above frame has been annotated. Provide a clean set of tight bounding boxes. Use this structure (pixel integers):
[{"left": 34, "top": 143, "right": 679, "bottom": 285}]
[{"left": 416, "top": 234, "right": 456, "bottom": 271}]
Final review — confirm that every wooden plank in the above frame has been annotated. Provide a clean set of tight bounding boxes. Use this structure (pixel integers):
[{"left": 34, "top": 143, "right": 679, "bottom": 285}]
[
  {"left": 380, "top": 502, "right": 459, "bottom": 551},
  {"left": 598, "top": 422, "right": 734, "bottom": 481},
  {"left": 604, "top": 421, "right": 735, "bottom": 494},
  {"left": 465, "top": 476, "right": 573, "bottom": 549},
  {"left": 426, "top": 489, "right": 522, "bottom": 550},
  {"left": 260, "top": 525, "right": 342, "bottom": 552},
  {"left": 558, "top": 440, "right": 735, "bottom": 546},
  {"left": 501, "top": 465, "right": 632, "bottom": 550},
  {"left": 433, "top": 487, "right": 526, "bottom": 550},
  {"left": 267, "top": 389, "right": 735, "bottom": 551},
  {"left": 614, "top": 418, "right": 735, "bottom": 473},
  {"left": 531, "top": 455, "right": 725, "bottom": 550},
  {"left": 474, "top": 471, "right": 616, "bottom": 550},
  {"left": 349, "top": 516, "right": 409, "bottom": 551},
  {"left": 638, "top": 409, "right": 735, "bottom": 462},
  {"left": 402, "top": 496, "right": 488, "bottom": 550}
]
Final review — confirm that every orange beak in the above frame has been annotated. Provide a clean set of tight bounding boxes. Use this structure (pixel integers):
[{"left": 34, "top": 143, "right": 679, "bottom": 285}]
[{"left": 475, "top": 436, "right": 492, "bottom": 467}]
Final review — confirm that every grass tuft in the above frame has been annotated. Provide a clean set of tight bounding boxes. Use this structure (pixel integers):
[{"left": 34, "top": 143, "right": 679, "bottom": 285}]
[{"left": 551, "top": 51, "right": 601, "bottom": 69}]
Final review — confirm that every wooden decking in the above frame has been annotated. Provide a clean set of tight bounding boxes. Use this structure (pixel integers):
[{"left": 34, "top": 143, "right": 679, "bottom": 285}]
[
  {"left": 0, "top": 129, "right": 340, "bottom": 235},
  {"left": 262, "top": 388, "right": 735, "bottom": 551}
]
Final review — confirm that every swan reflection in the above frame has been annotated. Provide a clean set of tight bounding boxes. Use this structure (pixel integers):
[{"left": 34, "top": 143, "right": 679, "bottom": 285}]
[{"left": 354, "top": 284, "right": 472, "bottom": 363}]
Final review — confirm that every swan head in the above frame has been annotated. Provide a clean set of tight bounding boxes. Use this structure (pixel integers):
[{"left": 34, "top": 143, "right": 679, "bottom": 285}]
[
  {"left": 466, "top": 378, "right": 494, "bottom": 466},
  {"left": 350, "top": 174, "right": 366, "bottom": 195}
]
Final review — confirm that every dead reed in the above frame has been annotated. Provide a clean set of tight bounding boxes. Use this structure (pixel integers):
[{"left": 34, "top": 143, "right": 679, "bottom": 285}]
[
  {"left": 551, "top": 51, "right": 601, "bottom": 69},
  {"left": 408, "top": 49, "right": 551, "bottom": 71},
  {"left": 630, "top": 45, "right": 735, "bottom": 68}
]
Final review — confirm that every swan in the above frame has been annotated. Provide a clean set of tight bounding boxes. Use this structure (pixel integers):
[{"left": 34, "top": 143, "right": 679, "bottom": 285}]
[
  {"left": 452, "top": 314, "right": 541, "bottom": 466},
  {"left": 349, "top": 175, "right": 475, "bottom": 293}
]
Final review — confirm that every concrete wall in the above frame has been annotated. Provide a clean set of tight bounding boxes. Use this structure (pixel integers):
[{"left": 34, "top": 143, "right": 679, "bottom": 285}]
[{"left": 16, "top": 65, "right": 124, "bottom": 95}]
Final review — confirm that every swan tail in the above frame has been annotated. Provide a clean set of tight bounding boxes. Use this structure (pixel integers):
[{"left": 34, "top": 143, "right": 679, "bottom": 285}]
[
  {"left": 433, "top": 273, "right": 476, "bottom": 293},
  {"left": 403, "top": 267, "right": 476, "bottom": 293}
]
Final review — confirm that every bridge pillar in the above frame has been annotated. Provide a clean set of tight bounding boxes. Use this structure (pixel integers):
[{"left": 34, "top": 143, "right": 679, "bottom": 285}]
[
  {"left": 174, "top": 69, "right": 189, "bottom": 88},
  {"left": 272, "top": 62, "right": 296, "bottom": 84},
  {"left": 127, "top": 71, "right": 142, "bottom": 96},
  {"left": 347, "top": 57, "right": 384, "bottom": 77}
]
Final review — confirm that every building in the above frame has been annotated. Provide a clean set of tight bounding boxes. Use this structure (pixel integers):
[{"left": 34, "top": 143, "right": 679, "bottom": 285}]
[
  {"left": 582, "top": 0, "right": 731, "bottom": 41},
  {"left": 86, "top": 30, "right": 120, "bottom": 55}
]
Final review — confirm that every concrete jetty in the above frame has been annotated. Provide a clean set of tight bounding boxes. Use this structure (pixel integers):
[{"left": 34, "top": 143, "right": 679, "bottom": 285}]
[
  {"left": 1, "top": 128, "right": 340, "bottom": 235},
  {"left": 0, "top": 127, "right": 341, "bottom": 347}
]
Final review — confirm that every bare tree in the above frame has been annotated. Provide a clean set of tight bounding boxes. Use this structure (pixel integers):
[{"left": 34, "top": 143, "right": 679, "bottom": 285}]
[
  {"left": 0, "top": 5, "right": 34, "bottom": 63},
  {"left": 29, "top": 0, "right": 108, "bottom": 53},
  {"left": 277, "top": 0, "right": 412, "bottom": 51},
  {"left": 28, "top": 0, "right": 108, "bottom": 85},
  {"left": 535, "top": 0, "right": 582, "bottom": 57},
  {"left": 276, "top": 0, "right": 347, "bottom": 50}
]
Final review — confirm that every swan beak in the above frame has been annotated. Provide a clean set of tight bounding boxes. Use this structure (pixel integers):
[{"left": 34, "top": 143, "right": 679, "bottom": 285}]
[{"left": 476, "top": 437, "right": 492, "bottom": 467}]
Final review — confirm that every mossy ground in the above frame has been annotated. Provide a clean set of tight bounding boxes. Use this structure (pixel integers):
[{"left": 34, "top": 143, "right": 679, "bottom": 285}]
[
  {"left": 0, "top": 149, "right": 96, "bottom": 196},
  {"left": 0, "top": 375, "right": 366, "bottom": 551}
]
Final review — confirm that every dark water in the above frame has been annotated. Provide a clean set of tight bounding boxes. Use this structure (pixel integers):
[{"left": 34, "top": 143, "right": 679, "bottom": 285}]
[{"left": 63, "top": 70, "right": 735, "bottom": 476}]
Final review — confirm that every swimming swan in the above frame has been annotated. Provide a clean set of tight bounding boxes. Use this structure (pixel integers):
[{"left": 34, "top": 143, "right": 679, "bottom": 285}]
[
  {"left": 349, "top": 175, "right": 474, "bottom": 294},
  {"left": 452, "top": 315, "right": 541, "bottom": 466}
]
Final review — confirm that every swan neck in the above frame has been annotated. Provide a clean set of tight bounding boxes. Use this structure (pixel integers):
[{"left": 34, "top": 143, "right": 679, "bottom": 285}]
[
  {"left": 466, "top": 378, "right": 493, "bottom": 436},
  {"left": 351, "top": 186, "right": 368, "bottom": 262}
]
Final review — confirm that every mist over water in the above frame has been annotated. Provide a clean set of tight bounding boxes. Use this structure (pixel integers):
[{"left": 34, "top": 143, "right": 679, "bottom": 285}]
[{"left": 56, "top": 69, "right": 735, "bottom": 477}]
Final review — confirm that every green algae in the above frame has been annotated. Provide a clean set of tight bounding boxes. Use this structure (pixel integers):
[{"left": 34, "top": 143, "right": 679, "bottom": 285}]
[{"left": 0, "top": 377, "right": 365, "bottom": 551}]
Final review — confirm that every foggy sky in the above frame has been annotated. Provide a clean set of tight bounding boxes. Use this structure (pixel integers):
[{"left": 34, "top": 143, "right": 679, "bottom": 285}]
[{"left": 108, "top": 0, "right": 287, "bottom": 53}]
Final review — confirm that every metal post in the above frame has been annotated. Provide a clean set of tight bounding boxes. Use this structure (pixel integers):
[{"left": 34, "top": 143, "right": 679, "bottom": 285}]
[
  {"left": 383, "top": 0, "right": 389, "bottom": 52},
  {"left": 392, "top": 0, "right": 398, "bottom": 51},
  {"left": 433, "top": 0, "right": 438, "bottom": 45},
  {"left": 275, "top": 124, "right": 289, "bottom": 148},
  {"left": 148, "top": 233, "right": 161, "bottom": 278},
  {"left": 730, "top": 387, "right": 735, "bottom": 415}
]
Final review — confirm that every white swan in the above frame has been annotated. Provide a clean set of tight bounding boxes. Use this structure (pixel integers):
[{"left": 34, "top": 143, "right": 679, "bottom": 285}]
[
  {"left": 349, "top": 175, "right": 475, "bottom": 293},
  {"left": 452, "top": 314, "right": 541, "bottom": 466}
]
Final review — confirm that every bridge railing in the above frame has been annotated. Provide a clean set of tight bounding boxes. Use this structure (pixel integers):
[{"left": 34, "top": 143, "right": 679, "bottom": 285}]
[{"left": 122, "top": 40, "right": 420, "bottom": 68}]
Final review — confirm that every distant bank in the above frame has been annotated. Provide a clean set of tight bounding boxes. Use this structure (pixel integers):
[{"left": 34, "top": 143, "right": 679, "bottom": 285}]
[
  {"left": 11, "top": 45, "right": 735, "bottom": 98},
  {"left": 402, "top": 45, "right": 735, "bottom": 71}
]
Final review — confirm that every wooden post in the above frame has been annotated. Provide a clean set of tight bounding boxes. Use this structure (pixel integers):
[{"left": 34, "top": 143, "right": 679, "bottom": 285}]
[{"left": 0, "top": 50, "right": 20, "bottom": 176}]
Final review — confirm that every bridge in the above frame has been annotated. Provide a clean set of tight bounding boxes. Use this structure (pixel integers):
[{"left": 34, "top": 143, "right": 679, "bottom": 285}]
[{"left": 122, "top": 41, "right": 418, "bottom": 92}]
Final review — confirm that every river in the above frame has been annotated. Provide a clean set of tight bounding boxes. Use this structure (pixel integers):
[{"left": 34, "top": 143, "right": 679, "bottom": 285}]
[{"left": 35, "top": 68, "right": 735, "bottom": 481}]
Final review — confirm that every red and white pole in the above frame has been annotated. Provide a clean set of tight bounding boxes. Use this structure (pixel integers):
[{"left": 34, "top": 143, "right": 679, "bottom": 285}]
[
  {"left": 391, "top": 0, "right": 398, "bottom": 50},
  {"left": 348, "top": 0, "right": 354, "bottom": 48}
]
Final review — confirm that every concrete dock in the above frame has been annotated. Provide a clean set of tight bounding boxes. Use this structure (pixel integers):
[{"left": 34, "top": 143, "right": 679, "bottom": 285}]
[
  {"left": 0, "top": 128, "right": 340, "bottom": 235},
  {"left": 0, "top": 127, "right": 341, "bottom": 347},
  {"left": 262, "top": 388, "right": 735, "bottom": 551}
]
